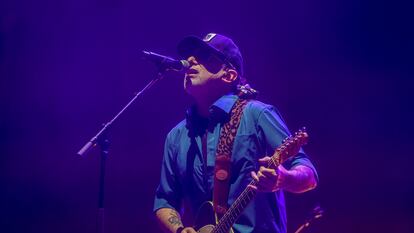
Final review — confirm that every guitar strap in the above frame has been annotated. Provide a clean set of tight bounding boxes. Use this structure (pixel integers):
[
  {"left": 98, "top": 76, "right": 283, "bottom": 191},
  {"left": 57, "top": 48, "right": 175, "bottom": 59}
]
[{"left": 212, "top": 98, "right": 248, "bottom": 219}]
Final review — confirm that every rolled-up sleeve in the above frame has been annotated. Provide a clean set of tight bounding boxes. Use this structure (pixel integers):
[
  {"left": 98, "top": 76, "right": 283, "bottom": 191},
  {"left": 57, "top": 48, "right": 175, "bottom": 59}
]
[
  {"left": 153, "top": 132, "right": 182, "bottom": 212},
  {"left": 256, "top": 106, "right": 318, "bottom": 181}
]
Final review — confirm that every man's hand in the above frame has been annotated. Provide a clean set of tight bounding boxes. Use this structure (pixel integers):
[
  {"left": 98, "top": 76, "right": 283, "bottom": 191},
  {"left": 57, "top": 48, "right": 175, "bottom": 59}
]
[{"left": 249, "top": 156, "right": 317, "bottom": 193}]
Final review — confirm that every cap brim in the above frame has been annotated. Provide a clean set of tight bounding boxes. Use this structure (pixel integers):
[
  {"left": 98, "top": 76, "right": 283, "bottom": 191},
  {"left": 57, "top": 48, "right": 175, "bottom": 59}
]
[{"left": 177, "top": 36, "right": 224, "bottom": 60}]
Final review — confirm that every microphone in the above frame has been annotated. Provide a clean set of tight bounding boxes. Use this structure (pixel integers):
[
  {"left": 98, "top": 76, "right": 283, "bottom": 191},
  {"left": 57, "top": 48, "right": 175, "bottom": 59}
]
[{"left": 142, "top": 50, "right": 190, "bottom": 72}]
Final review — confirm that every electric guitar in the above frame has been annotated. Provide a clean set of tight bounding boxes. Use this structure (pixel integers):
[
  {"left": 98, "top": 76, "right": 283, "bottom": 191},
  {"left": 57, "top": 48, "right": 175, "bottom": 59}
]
[{"left": 193, "top": 128, "right": 309, "bottom": 233}]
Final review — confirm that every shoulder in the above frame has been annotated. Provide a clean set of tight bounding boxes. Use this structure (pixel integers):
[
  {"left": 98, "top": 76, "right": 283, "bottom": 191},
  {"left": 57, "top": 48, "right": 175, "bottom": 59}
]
[
  {"left": 165, "top": 119, "right": 187, "bottom": 144},
  {"left": 243, "top": 99, "right": 277, "bottom": 119}
]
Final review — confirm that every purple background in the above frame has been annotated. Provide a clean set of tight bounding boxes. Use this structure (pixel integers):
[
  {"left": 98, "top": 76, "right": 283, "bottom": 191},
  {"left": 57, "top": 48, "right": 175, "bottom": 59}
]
[{"left": 1, "top": 0, "right": 413, "bottom": 232}]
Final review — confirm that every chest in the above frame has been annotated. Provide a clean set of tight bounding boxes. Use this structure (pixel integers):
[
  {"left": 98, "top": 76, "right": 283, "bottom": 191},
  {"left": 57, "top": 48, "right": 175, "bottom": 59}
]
[{"left": 174, "top": 119, "right": 264, "bottom": 186}]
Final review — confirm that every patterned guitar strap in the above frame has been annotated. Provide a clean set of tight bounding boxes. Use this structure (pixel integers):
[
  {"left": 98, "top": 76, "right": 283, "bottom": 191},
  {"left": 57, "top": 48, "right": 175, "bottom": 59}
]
[{"left": 213, "top": 98, "right": 249, "bottom": 220}]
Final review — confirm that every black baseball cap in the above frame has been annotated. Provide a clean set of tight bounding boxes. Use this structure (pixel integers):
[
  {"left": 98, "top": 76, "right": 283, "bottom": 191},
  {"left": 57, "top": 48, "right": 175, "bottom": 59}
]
[{"left": 177, "top": 33, "right": 244, "bottom": 77}]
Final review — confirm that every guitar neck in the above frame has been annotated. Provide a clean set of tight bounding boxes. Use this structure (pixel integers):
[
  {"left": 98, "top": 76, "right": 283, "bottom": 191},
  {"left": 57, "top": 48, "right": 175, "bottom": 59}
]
[{"left": 213, "top": 157, "right": 280, "bottom": 233}]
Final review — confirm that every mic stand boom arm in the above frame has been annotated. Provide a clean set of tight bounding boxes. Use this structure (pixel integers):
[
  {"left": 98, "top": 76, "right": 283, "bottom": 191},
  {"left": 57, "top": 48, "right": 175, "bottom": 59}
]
[{"left": 77, "top": 72, "right": 164, "bottom": 157}]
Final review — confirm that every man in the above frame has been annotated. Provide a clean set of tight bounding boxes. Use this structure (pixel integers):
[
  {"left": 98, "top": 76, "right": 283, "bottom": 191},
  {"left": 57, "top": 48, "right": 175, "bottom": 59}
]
[{"left": 153, "top": 33, "right": 318, "bottom": 233}]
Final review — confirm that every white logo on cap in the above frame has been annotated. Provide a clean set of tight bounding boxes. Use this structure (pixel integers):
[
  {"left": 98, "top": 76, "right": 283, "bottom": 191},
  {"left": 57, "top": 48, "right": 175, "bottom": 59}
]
[{"left": 203, "top": 33, "right": 217, "bottom": 42}]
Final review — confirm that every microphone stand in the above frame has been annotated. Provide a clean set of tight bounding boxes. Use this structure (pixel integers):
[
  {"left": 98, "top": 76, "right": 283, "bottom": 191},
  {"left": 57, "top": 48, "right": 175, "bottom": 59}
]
[{"left": 77, "top": 66, "right": 169, "bottom": 233}]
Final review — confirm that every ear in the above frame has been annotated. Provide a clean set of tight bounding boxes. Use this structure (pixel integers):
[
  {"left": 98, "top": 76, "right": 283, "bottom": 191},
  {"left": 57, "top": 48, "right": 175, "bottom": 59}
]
[{"left": 221, "top": 68, "right": 238, "bottom": 84}]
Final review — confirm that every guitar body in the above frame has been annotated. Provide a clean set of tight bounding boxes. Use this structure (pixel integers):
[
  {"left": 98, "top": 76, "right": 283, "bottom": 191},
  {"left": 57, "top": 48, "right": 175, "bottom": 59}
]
[
  {"left": 197, "top": 225, "right": 215, "bottom": 233},
  {"left": 194, "top": 202, "right": 234, "bottom": 233}
]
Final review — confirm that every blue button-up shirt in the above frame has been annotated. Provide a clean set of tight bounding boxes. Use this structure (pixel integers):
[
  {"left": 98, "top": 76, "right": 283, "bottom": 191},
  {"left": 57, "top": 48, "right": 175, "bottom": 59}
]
[{"left": 154, "top": 94, "right": 317, "bottom": 233}]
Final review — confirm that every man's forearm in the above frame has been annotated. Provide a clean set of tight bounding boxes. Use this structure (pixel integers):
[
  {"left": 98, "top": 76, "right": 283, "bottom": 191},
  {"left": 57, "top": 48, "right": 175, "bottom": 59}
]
[
  {"left": 284, "top": 165, "right": 317, "bottom": 193},
  {"left": 155, "top": 208, "right": 184, "bottom": 233}
]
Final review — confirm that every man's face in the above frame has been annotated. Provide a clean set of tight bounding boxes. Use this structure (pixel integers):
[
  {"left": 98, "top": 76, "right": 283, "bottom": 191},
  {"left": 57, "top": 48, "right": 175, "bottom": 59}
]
[{"left": 183, "top": 51, "right": 226, "bottom": 96}]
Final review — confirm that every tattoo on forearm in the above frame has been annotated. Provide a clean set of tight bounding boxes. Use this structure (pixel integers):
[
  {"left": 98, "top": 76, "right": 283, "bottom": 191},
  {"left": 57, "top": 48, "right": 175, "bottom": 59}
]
[{"left": 167, "top": 210, "right": 182, "bottom": 226}]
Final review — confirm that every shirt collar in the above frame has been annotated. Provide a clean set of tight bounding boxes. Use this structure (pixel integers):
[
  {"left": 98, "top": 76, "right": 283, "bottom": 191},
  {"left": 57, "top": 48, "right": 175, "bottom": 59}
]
[
  {"left": 185, "top": 94, "right": 239, "bottom": 130},
  {"left": 211, "top": 94, "right": 239, "bottom": 116}
]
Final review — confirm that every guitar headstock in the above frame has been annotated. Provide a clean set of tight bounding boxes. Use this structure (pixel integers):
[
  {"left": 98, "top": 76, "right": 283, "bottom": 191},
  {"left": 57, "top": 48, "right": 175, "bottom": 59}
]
[{"left": 273, "top": 127, "right": 309, "bottom": 166}]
